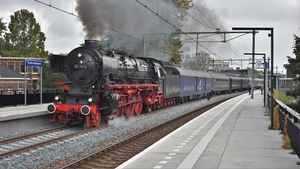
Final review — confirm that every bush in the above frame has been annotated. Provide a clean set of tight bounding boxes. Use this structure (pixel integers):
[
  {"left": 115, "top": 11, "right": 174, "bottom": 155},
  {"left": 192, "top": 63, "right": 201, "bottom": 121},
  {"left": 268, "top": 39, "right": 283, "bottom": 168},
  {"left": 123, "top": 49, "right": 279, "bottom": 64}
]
[{"left": 272, "top": 89, "right": 293, "bottom": 149}]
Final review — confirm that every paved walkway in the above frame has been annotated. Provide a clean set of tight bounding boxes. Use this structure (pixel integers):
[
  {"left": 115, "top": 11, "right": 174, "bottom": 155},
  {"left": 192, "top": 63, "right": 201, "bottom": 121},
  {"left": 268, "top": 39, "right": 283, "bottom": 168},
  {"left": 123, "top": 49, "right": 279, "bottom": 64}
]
[{"left": 117, "top": 91, "right": 300, "bottom": 169}]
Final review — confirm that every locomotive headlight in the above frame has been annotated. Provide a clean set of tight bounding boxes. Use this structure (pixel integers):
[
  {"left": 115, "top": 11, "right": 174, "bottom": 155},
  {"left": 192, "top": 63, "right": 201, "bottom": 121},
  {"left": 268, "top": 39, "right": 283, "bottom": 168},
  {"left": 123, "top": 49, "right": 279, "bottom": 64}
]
[
  {"left": 78, "top": 53, "right": 82, "bottom": 57},
  {"left": 88, "top": 97, "right": 93, "bottom": 103},
  {"left": 54, "top": 96, "right": 60, "bottom": 101}
]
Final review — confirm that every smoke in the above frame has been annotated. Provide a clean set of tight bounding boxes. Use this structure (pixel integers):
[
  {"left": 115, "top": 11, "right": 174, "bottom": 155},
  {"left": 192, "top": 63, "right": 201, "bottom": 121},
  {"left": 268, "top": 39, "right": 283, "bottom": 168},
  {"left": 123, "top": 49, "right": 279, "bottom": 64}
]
[
  {"left": 75, "top": 0, "right": 109, "bottom": 39},
  {"left": 185, "top": 0, "right": 226, "bottom": 31},
  {"left": 76, "top": 0, "right": 182, "bottom": 60},
  {"left": 108, "top": 116, "right": 127, "bottom": 126}
]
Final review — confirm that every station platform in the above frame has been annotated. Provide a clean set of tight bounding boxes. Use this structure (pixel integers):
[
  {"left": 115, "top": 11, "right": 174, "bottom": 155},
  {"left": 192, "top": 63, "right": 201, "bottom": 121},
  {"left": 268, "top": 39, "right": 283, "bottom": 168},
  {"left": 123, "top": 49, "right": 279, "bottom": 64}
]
[
  {"left": 0, "top": 104, "right": 48, "bottom": 121},
  {"left": 0, "top": 104, "right": 51, "bottom": 135},
  {"left": 117, "top": 91, "right": 300, "bottom": 169}
]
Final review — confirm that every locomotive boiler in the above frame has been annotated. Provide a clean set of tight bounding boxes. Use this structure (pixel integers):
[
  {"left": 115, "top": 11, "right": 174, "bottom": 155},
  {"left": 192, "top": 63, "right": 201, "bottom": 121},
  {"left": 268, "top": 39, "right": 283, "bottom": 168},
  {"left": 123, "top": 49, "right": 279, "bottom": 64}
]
[{"left": 47, "top": 40, "right": 166, "bottom": 127}]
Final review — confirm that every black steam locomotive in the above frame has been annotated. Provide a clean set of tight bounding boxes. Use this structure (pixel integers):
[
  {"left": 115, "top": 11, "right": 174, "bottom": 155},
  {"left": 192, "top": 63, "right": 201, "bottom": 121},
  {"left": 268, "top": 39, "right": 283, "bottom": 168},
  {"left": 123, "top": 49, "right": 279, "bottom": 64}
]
[{"left": 48, "top": 40, "right": 166, "bottom": 127}]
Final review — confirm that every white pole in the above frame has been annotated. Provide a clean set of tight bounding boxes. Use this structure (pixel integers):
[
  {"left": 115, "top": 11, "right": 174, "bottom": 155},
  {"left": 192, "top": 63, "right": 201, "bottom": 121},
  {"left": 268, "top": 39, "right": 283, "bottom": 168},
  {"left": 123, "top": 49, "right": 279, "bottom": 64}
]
[
  {"left": 40, "top": 66, "right": 42, "bottom": 104},
  {"left": 17, "top": 80, "right": 19, "bottom": 94},
  {"left": 24, "top": 60, "right": 27, "bottom": 105},
  {"left": 265, "top": 64, "right": 268, "bottom": 115}
]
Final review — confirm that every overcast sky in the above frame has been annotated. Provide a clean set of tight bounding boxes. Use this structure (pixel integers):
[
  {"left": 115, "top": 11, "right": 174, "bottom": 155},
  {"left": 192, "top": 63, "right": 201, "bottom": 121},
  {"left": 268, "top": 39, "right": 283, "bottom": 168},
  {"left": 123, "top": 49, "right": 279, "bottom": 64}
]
[
  {"left": 205, "top": 0, "right": 299, "bottom": 74},
  {"left": 0, "top": 0, "right": 299, "bottom": 73}
]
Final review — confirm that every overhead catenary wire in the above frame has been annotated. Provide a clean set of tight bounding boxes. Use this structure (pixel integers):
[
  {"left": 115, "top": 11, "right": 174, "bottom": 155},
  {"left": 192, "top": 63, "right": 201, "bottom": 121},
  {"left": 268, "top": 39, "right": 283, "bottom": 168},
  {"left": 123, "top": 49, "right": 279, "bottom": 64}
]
[
  {"left": 226, "top": 42, "right": 247, "bottom": 59},
  {"left": 188, "top": 2, "right": 251, "bottom": 63}
]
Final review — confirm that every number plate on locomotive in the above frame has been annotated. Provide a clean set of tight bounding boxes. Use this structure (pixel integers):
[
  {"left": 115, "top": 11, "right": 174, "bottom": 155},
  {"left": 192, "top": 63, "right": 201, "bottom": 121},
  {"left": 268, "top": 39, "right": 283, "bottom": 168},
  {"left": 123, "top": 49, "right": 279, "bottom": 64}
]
[{"left": 74, "top": 64, "right": 88, "bottom": 69}]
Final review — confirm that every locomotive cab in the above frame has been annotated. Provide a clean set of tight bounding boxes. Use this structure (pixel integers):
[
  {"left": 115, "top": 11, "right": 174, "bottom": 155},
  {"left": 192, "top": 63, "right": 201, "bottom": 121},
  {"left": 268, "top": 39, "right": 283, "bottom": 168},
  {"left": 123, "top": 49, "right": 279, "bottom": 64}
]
[{"left": 153, "top": 62, "right": 167, "bottom": 92}]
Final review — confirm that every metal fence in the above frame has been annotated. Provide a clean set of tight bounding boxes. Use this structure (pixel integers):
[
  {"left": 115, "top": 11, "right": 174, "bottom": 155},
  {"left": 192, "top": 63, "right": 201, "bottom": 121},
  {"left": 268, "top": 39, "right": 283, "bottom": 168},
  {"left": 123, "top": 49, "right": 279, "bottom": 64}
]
[{"left": 276, "top": 99, "right": 300, "bottom": 161}]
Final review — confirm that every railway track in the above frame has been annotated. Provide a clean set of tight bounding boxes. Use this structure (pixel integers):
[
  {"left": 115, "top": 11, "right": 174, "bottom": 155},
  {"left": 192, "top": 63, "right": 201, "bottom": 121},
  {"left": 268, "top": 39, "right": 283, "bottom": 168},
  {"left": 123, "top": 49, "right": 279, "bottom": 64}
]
[
  {"left": 0, "top": 124, "right": 107, "bottom": 159},
  {"left": 0, "top": 98, "right": 195, "bottom": 160},
  {"left": 56, "top": 100, "right": 225, "bottom": 169},
  {"left": 0, "top": 125, "right": 69, "bottom": 145}
]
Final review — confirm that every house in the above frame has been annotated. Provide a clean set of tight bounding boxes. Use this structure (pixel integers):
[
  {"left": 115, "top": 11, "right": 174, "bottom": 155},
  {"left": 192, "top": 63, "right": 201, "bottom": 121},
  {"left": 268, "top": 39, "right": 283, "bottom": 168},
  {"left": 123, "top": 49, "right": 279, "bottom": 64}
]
[
  {"left": 0, "top": 57, "right": 42, "bottom": 95},
  {"left": 0, "top": 61, "right": 25, "bottom": 95}
]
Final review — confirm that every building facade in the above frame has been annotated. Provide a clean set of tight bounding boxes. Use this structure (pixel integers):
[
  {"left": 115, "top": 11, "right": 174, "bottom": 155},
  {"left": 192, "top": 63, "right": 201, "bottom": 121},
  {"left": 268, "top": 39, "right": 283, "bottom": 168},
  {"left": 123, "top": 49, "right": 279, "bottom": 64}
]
[{"left": 0, "top": 57, "right": 42, "bottom": 95}]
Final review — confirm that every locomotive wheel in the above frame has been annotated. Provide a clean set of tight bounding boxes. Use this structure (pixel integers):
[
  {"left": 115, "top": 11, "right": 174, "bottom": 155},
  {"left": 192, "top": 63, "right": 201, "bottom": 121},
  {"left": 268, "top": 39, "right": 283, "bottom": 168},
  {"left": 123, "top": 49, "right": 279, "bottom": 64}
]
[
  {"left": 116, "top": 107, "right": 123, "bottom": 117},
  {"left": 160, "top": 103, "right": 164, "bottom": 109},
  {"left": 164, "top": 102, "right": 168, "bottom": 107},
  {"left": 58, "top": 114, "right": 67, "bottom": 124},
  {"left": 125, "top": 104, "right": 134, "bottom": 117},
  {"left": 134, "top": 102, "right": 143, "bottom": 116},
  {"left": 93, "top": 112, "right": 101, "bottom": 127},
  {"left": 146, "top": 105, "right": 152, "bottom": 113},
  {"left": 152, "top": 104, "right": 156, "bottom": 111}
]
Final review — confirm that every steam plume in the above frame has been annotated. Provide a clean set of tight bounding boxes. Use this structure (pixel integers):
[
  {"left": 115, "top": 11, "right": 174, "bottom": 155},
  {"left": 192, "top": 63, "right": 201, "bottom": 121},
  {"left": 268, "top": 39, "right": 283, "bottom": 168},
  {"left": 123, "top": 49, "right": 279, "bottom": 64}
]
[
  {"left": 75, "top": 0, "right": 224, "bottom": 60},
  {"left": 76, "top": 0, "right": 108, "bottom": 39}
]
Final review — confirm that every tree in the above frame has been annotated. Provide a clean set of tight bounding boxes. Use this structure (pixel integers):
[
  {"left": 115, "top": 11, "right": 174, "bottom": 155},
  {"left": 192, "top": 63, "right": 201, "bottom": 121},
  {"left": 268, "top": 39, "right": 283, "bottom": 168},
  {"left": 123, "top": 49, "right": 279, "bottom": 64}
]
[
  {"left": 285, "top": 35, "right": 300, "bottom": 80},
  {"left": 173, "top": 0, "right": 193, "bottom": 9},
  {"left": 3, "top": 9, "right": 47, "bottom": 58},
  {"left": 284, "top": 35, "right": 300, "bottom": 112},
  {"left": 0, "top": 38, "right": 5, "bottom": 55},
  {"left": 165, "top": 0, "right": 193, "bottom": 65},
  {"left": 167, "top": 34, "right": 183, "bottom": 65},
  {"left": 189, "top": 51, "right": 212, "bottom": 70},
  {"left": 0, "top": 18, "right": 6, "bottom": 36},
  {"left": 0, "top": 18, "right": 7, "bottom": 55},
  {"left": 42, "top": 54, "right": 67, "bottom": 89}
]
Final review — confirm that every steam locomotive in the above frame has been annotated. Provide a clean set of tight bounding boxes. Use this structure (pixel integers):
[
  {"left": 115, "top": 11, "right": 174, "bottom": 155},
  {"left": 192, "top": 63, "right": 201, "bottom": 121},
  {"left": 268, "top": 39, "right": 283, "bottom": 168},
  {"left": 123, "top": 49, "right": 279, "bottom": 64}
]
[{"left": 47, "top": 40, "right": 262, "bottom": 127}]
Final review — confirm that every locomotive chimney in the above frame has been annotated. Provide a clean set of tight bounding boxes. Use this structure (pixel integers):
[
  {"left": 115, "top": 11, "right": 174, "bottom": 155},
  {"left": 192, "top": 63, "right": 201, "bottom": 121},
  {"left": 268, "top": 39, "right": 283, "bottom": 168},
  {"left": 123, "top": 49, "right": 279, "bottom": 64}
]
[{"left": 84, "top": 40, "right": 100, "bottom": 48}]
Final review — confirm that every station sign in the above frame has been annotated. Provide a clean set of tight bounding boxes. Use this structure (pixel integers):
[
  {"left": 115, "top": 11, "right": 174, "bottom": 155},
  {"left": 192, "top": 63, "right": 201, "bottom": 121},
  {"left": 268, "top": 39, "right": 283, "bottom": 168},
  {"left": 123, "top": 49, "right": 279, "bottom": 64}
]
[
  {"left": 255, "top": 61, "right": 262, "bottom": 67},
  {"left": 255, "top": 61, "right": 263, "bottom": 69},
  {"left": 264, "top": 62, "right": 269, "bottom": 69},
  {"left": 25, "top": 60, "right": 43, "bottom": 67},
  {"left": 24, "top": 59, "right": 43, "bottom": 106}
]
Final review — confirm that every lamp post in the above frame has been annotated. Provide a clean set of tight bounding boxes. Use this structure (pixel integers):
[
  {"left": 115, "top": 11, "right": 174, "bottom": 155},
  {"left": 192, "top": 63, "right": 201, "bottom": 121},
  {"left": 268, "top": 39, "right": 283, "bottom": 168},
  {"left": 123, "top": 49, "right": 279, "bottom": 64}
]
[
  {"left": 244, "top": 53, "right": 267, "bottom": 109},
  {"left": 233, "top": 27, "right": 274, "bottom": 129}
]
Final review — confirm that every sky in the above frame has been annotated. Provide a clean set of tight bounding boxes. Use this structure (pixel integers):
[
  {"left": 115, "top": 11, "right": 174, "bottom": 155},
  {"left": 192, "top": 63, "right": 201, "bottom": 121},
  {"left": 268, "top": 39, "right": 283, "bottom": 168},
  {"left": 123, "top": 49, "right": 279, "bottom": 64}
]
[
  {"left": 204, "top": 0, "right": 300, "bottom": 74},
  {"left": 0, "top": 0, "right": 299, "bottom": 74}
]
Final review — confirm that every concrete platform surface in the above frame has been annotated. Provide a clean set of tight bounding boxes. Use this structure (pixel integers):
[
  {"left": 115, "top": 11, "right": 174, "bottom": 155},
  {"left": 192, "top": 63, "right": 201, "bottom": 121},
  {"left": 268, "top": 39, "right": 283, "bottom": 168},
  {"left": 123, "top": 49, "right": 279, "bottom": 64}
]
[
  {"left": 0, "top": 104, "right": 48, "bottom": 121},
  {"left": 117, "top": 91, "right": 300, "bottom": 169}
]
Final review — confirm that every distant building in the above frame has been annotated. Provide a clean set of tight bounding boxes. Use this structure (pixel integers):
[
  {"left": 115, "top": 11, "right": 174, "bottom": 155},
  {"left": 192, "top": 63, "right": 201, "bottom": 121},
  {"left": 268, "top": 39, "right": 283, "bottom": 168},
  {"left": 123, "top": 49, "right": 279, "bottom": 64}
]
[
  {"left": 181, "top": 45, "right": 192, "bottom": 68},
  {"left": 210, "top": 61, "right": 232, "bottom": 70},
  {"left": 0, "top": 62, "right": 24, "bottom": 95},
  {"left": 0, "top": 57, "right": 43, "bottom": 95}
]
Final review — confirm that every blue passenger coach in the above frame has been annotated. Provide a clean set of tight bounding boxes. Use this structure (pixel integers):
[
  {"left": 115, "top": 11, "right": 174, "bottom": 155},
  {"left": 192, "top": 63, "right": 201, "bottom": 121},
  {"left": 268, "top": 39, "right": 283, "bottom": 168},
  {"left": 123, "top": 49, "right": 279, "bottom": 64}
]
[
  {"left": 209, "top": 73, "right": 230, "bottom": 94},
  {"left": 171, "top": 67, "right": 212, "bottom": 100},
  {"left": 229, "top": 76, "right": 242, "bottom": 92}
]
